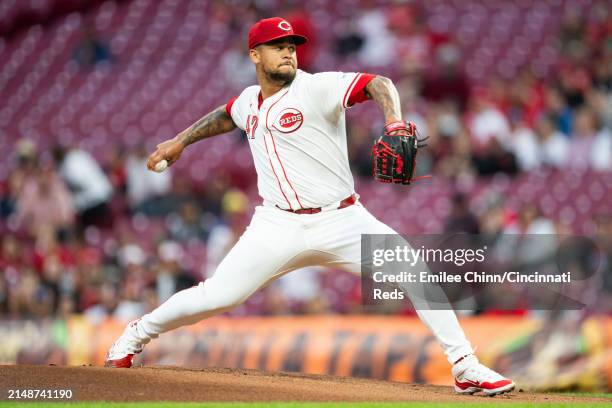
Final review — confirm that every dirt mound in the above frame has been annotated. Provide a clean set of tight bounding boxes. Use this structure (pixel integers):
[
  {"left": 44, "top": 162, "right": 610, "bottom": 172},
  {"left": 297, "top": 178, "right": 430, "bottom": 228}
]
[{"left": 0, "top": 365, "right": 607, "bottom": 403}]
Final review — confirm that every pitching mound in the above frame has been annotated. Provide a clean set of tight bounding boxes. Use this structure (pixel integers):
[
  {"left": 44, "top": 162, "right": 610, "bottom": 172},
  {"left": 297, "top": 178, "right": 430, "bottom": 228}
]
[{"left": 0, "top": 365, "right": 607, "bottom": 403}]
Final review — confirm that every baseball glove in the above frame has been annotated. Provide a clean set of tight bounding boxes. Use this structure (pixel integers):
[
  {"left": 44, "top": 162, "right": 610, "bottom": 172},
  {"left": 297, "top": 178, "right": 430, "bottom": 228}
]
[{"left": 371, "top": 120, "right": 428, "bottom": 185}]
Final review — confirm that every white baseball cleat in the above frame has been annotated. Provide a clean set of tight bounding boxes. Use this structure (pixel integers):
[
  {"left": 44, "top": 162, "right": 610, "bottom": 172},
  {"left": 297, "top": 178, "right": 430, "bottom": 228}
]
[
  {"left": 104, "top": 320, "right": 146, "bottom": 368},
  {"left": 452, "top": 355, "right": 515, "bottom": 396}
]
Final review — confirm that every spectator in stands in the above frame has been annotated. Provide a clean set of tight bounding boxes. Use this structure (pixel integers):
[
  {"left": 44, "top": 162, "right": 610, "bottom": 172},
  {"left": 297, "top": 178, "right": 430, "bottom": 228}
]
[
  {"left": 560, "top": 10, "right": 586, "bottom": 55},
  {"left": 221, "top": 39, "right": 256, "bottom": 89},
  {"left": 115, "top": 274, "right": 147, "bottom": 322},
  {"left": 0, "top": 276, "right": 7, "bottom": 315},
  {"left": 77, "top": 257, "right": 107, "bottom": 313},
  {"left": 0, "top": 181, "right": 14, "bottom": 219},
  {"left": 106, "top": 145, "right": 128, "bottom": 195},
  {"left": 155, "top": 240, "right": 196, "bottom": 302},
  {"left": 421, "top": 43, "right": 470, "bottom": 112},
  {"left": 2, "top": 139, "right": 38, "bottom": 218},
  {"left": 587, "top": 87, "right": 612, "bottom": 131},
  {"left": 73, "top": 24, "right": 111, "bottom": 68},
  {"left": 478, "top": 198, "right": 506, "bottom": 239},
  {"left": 334, "top": 20, "right": 365, "bottom": 58},
  {"left": 205, "top": 189, "right": 249, "bottom": 278},
  {"left": 35, "top": 225, "right": 71, "bottom": 314},
  {"left": 57, "top": 294, "right": 76, "bottom": 318},
  {"left": 502, "top": 204, "right": 557, "bottom": 266},
  {"left": 510, "top": 112, "right": 574, "bottom": 172},
  {"left": 84, "top": 241, "right": 150, "bottom": 322},
  {"left": 427, "top": 106, "right": 475, "bottom": 180},
  {"left": 511, "top": 120, "right": 540, "bottom": 171},
  {"left": 259, "top": 284, "right": 291, "bottom": 315},
  {"left": 558, "top": 62, "right": 591, "bottom": 109},
  {"left": 471, "top": 137, "right": 518, "bottom": 176},
  {"left": 274, "top": 267, "right": 324, "bottom": 314},
  {"left": 7, "top": 269, "right": 55, "bottom": 318},
  {"left": 445, "top": 194, "right": 480, "bottom": 234},
  {"left": 126, "top": 144, "right": 172, "bottom": 214},
  {"left": 593, "top": 51, "right": 612, "bottom": 91},
  {"left": 506, "top": 68, "right": 545, "bottom": 128},
  {"left": 509, "top": 76, "right": 559, "bottom": 170},
  {"left": 347, "top": 122, "right": 374, "bottom": 178},
  {"left": 167, "top": 200, "right": 210, "bottom": 242},
  {"left": 117, "top": 240, "right": 146, "bottom": 270},
  {"left": 356, "top": 3, "right": 395, "bottom": 67},
  {"left": 0, "top": 235, "right": 24, "bottom": 315},
  {"left": 388, "top": 3, "right": 432, "bottom": 71},
  {"left": 52, "top": 145, "right": 113, "bottom": 228},
  {"left": 544, "top": 85, "right": 574, "bottom": 135},
  {"left": 505, "top": 203, "right": 556, "bottom": 235},
  {"left": 479, "top": 200, "right": 554, "bottom": 275},
  {"left": 468, "top": 90, "right": 511, "bottom": 149},
  {"left": 15, "top": 164, "right": 74, "bottom": 237},
  {"left": 534, "top": 114, "right": 570, "bottom": 168},
  {"left": 0, "top": 235, "right": 23, "bottom": 276},
  {"left": 588, "top": 2, "right": 611, "bottom": 47},
  {"left": 141, "top": 284, "right": 160, "bottom": 314},
  {"left": 468, "top": 91, "right": 518, "bottom": 176},
  {"left": 568, "top": 108, "right": 612, "bottom": 170},
  {"left": 84, "top": 282, "right": 120, "bottom": 324},
  {"left": 287, "top": 8, "right": 317, "bottom": 71}
]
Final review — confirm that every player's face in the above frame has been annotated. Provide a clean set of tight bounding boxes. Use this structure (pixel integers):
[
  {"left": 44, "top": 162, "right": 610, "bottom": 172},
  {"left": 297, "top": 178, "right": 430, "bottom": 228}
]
[{"left": 251, "top": 39, "right": 298, "bottom": 84}]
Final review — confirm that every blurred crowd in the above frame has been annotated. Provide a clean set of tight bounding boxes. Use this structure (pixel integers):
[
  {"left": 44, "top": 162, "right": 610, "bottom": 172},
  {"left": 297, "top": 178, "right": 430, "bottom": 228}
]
[
  {"left": 1, "top": 1, "right": 611, "bottom": 320},
  {"left": 339, "top": 2, "right": 611, "bottom": 180}
]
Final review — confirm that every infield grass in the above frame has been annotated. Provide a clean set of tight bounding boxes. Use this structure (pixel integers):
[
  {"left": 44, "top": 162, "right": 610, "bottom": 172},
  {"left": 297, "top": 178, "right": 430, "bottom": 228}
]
[{"left": 1, "top": 402, "right": 611, "bottom": 407}]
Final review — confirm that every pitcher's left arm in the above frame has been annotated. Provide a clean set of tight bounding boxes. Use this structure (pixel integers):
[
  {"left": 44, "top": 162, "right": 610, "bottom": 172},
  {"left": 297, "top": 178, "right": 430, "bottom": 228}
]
[{"left": 364, "top": 76, "right": 406, "bottom": 134}]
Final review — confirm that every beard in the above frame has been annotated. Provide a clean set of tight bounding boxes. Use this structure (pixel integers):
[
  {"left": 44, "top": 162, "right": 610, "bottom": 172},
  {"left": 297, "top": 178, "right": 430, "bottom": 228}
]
[{"left": 265, "top": 66, "right": 296, "bottom": 85}]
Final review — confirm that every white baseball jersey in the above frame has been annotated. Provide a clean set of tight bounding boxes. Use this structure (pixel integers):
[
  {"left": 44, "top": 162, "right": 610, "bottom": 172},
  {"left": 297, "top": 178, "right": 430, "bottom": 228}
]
[{"left": 226, "top": 70, "right": 375, "bottom": 210}]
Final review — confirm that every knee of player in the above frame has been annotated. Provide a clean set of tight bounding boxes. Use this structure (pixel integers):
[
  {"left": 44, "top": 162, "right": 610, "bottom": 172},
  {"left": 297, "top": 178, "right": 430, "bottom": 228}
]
[{"left": 198, "top": 279, "right": 247, "bottom": 310}]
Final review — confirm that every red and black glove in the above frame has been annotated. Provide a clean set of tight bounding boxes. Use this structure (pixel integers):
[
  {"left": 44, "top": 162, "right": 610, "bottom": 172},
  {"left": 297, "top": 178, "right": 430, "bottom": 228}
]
[{"left": 371, "top": 121, "right": 428, "bottom": 185}]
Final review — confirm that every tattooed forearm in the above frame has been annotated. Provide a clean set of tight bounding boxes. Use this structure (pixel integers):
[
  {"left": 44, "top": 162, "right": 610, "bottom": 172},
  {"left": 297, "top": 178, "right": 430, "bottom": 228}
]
[
  {"left": 178, "top": 105, "right": 237, "bottom": 146},
  {"left": 364, "top": 76, "right": 403, "bottom": 123}
]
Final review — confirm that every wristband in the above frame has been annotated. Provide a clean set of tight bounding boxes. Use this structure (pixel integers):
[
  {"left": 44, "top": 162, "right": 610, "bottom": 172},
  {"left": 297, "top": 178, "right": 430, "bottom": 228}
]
[{"left": 384, "top": 120, "right": 414, "bottom": 136}]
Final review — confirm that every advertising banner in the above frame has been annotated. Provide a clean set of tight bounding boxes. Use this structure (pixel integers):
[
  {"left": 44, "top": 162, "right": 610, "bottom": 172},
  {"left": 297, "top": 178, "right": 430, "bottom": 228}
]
[{"left": 1, "top": 315, "right": 611, "bottom": 391}]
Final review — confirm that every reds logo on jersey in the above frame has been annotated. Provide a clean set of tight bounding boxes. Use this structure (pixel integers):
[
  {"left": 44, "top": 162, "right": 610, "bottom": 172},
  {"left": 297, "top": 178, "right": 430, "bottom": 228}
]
[{"left": 273, "top": 108, "right": 303, "bottom": 133}]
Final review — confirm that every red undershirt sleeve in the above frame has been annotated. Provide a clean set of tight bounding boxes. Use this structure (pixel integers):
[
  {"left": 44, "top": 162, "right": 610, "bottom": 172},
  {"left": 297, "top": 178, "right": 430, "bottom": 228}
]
[
  {"left": 225, "top": 96, "right": 238, "bottom": 117},
  {"left": 345, "top": 73, "right": 376, "bottom": 107}
]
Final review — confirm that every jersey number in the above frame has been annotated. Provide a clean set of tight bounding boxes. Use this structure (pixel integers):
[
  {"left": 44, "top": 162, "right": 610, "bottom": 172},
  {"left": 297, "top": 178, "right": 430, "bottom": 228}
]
[{"left": 246, "top": 115, "right": 258, "bottom": 139}]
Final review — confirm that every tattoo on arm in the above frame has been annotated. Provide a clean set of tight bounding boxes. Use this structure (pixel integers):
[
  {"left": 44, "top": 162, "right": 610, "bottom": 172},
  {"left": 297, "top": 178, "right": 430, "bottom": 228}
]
[
  {"left": 364, "top": 76, "right": 403, "bottom": 124},
  {"left": 178, "top": 105, "right": 237, "bottom": 146}
]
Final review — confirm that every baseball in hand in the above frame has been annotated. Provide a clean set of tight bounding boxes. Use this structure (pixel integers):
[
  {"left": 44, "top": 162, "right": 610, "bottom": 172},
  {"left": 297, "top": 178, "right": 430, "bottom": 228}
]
[{"left": 154, "top": 159, "right": 168, "bottom": 173}]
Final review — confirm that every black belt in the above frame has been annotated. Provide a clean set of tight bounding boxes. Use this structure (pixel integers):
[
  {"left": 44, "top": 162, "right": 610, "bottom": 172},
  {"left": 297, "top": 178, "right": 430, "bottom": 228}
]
[{"left": 277, "top": 194, "right": 357, "bottom": 214}]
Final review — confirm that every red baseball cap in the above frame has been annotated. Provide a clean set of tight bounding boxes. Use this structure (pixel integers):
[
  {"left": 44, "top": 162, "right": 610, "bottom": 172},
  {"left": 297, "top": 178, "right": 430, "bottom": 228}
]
[{"left": 248, "top": 17, "right": 308, "bottom": 50}]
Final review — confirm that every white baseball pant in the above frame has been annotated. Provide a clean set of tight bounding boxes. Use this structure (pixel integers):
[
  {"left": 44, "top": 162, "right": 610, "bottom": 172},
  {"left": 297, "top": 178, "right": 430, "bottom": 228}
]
[{"left": 136, "top": 203, "right": 474, "bottom": 364}]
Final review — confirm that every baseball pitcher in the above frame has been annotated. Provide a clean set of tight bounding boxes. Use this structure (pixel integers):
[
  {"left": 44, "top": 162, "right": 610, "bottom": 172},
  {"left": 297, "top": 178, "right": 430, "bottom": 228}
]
[{"left": 105, "top": 17, "right": 514, "bottom": 396}]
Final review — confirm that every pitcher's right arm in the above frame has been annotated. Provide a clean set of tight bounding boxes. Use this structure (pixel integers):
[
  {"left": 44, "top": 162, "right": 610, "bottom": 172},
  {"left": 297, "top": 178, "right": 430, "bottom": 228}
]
[{"left": 147, "top": 104, "right": 236, "bottom": 170}]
